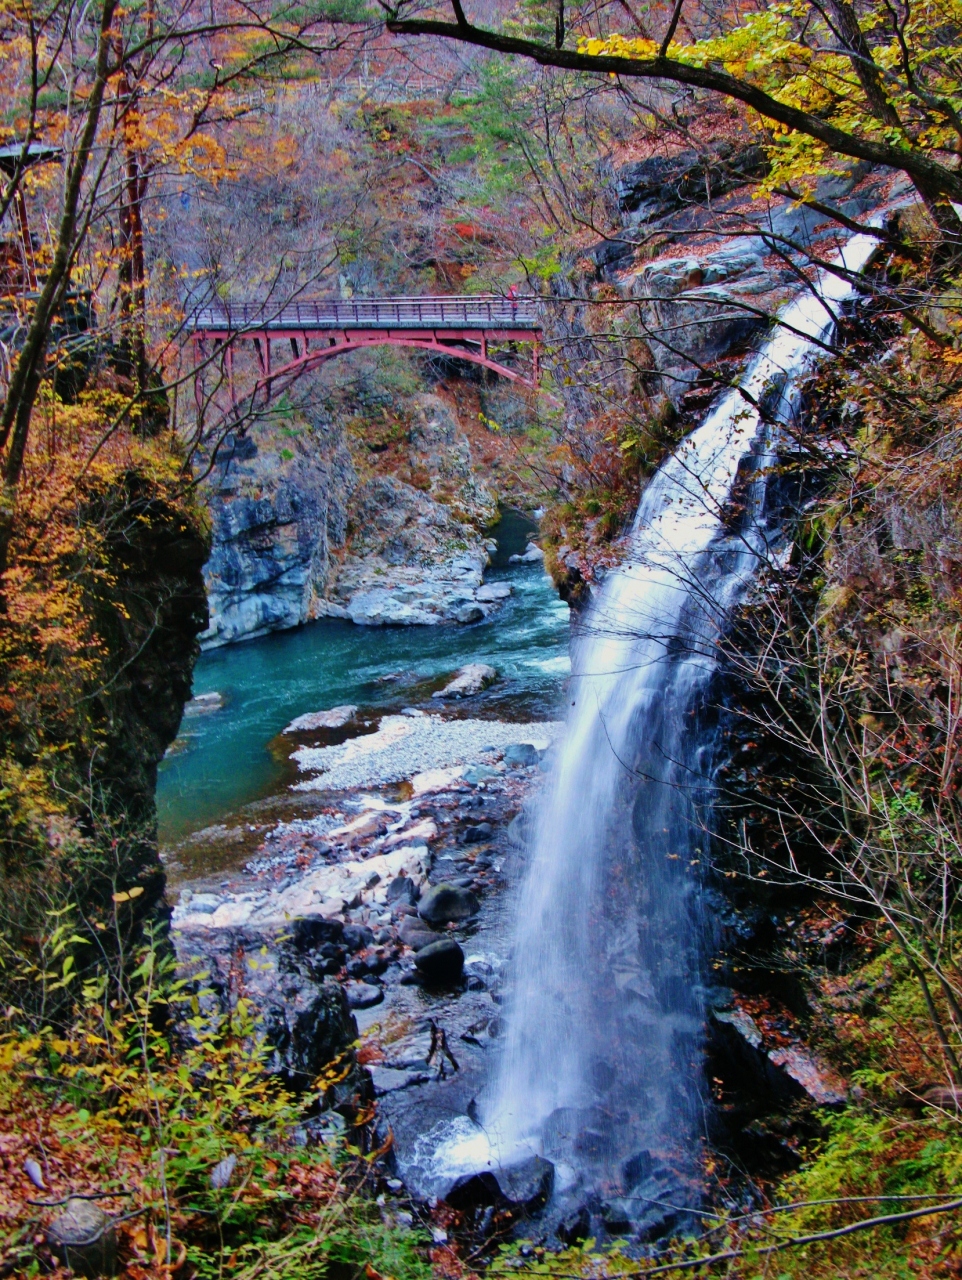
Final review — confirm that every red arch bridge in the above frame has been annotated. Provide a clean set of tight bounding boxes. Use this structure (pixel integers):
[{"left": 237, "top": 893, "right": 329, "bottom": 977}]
[{"left": 188, "top": 294, "right": 544, "bottom": 410}]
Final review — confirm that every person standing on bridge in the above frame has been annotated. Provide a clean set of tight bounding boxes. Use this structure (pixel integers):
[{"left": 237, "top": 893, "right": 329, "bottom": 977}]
[{"left": 507, "top": 282, "right": 518, "bottom": 318}]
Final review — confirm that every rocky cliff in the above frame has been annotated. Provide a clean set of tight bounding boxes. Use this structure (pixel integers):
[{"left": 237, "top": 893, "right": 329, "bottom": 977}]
[
  {"left": 199, "top": 389, "right": 502, "bottom": 645},
  {"left": 200, "top": 415, "right": 356, "bottom": 648}
]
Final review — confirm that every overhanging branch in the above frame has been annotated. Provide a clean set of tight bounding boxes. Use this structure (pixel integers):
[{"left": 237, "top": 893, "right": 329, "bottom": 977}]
[{"left": 385, "top": 15, "right": 962, "bottom": 204}]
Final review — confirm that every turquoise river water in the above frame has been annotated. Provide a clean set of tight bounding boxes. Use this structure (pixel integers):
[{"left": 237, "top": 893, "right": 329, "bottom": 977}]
[{"left": 157, "top": 517, "right": 570, "bottom": 846}]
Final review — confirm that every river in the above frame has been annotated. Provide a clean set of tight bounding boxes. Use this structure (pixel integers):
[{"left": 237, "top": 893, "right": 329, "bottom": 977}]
[{"left": 157, "top": 511, "right": 571, "bottom": 846}]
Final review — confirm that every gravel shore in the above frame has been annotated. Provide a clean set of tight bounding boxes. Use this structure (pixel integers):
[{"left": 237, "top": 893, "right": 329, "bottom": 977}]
[{"left": 292, "top": 713, "right": 563, "bottom": 792}]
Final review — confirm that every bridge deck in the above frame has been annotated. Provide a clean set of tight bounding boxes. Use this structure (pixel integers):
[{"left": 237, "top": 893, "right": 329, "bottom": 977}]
[{"left": 189, "top": 294, "right": 540, "bottom": 333}]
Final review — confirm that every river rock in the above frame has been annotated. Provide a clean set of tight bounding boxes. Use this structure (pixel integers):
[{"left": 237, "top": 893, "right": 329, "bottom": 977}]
[
  {"left": 463, "top": 822, "right": 493, "bottom": 844},
  {"left": 432, "top": 663, "right": 498, "bottom": 700},
  {"left": 496, "top": 1156, "right": 555, "bottom": 1209},
  {"left": 284, "top": 705, "right": 357, "bottom": 733},
  {"left": 504, "top": 742, "right": 540, "bottom": 768},
  {"left": 463, "top": 764, "right": 500, "bottom": 785},
  {"left": 508, "top": 543, "right": 544, "bottom": 563},
  {"left": 183, "top": 691, "right": 224, "bottom": 714},
  {"left": 475, "top": 583, "right": 511, "bottom": 602},
  {"left": 398, "top": 915, "right": 440, "bottom": 951},
  {"left": 413, "top": 937, "right": 465, "bottom": 983},
  {"left": 418, "top": 883, "right": 479, "bottom": 925},
  {"left": 344, "top": 981, "right": 383, "bottom": 1010}
]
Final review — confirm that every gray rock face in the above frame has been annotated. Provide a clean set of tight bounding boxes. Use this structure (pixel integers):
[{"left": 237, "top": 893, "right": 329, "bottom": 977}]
[
  {"left": 614, "top": 144, "right": 768, "bottom": 225},
  {"left": 318, "top": 473, "right": 497, "bottom": 627},
  {"left": 200, "top": 420, "right": 356, "bottom": 648},
  {"left": 413, "top": 936, "right": 465, "bottom": 983},
  {"left": 418, "top": 883, "right": 479, "bottom": 925},
  {"left": 199, "top": 391, "right": 510, "bottom": 645}
]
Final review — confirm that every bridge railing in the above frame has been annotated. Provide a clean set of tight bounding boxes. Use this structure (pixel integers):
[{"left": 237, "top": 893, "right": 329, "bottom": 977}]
[{"left": 189, "top": 294, "right": 541, "bottom": 332}]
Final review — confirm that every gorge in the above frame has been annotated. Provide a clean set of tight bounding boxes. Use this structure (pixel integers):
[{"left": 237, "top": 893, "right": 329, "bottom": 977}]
[{"left": 3, "top": 3, "right": 962, "bottom": 1274}]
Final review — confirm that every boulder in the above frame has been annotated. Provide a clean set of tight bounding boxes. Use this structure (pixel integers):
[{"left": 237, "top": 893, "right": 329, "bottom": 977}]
[
  {"left": 413, "top": 937, "right": 465, "bottom": 984},
  {"left": 432, "top": 663, "right": 498, "bottom": 700},
  {"left": 508, "top": 543, "right": 544, "bottom": 564},
  {"left": 344, "top": 981, "right": 383, "bottom": 1010},
  {"left": 475, "top": 583, "right": 511, "bottom": 602},
  {"left": 445, "top": 1156, "right": 553, "bottom": 1213},
  {"left": 496, "top": 1156, "right": 555, "bottom": 1210},
  {"left": 284, "top": 705, "right": 357, "bottom": 734},
  {"left": 456, "top": 604, "right": 485, "bottom": 624},
  {"left": 463, "top": 765, "right": 500, "bottom": 785},
  {"left": 290, "top": 916, "right": 344, "bottom": 950},
  {"left": 184, "top": 691, "right": 224, "bottom": 714},
  {"left": 463, "top": 822, "right": 493, "bottom": 844},
  {"left": 342, "top": 924, "right": 375, "bottom": 952},
  {"left": 418, "top": 883, "right": 479, "bottom": 925},
  {"left": 398, "top": 915, "right": 441, "bottom": 951},
  {"left": 557, "top": 1205, "right": 591, "bottom": 1246},
  {"left": 259, "top": 974, "right": 358, "bottom": 1083},
  {"left": 504, "top": 742, "right": 540, "bottom": 768},
  {"left": 175, "top": 926, "right": 358, "bottom": 1087}
]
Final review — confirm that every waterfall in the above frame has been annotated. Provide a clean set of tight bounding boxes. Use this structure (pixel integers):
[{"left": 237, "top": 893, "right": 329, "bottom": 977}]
[{"left": 410, "top": 233, "right": 879, "bottom": 1224}]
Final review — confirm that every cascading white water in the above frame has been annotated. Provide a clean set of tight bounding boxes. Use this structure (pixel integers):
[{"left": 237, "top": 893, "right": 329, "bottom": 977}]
[{"left": 412, "top": 234, "right": 880, "bottom": 1222}]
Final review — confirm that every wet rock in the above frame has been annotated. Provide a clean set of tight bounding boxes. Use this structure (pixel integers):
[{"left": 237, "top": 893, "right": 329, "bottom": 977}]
[
  {"left": 496, "top": 1156, "right": 555, "bottom": 1210},
  {"left": 413, "top": 937, "right": 465, "bottom": 984},
  {"left": 371, "top": 1064, "right": 430, "bottom": 1093},
  {"left": 557, "top": 1205, "right": 590, "bottom": 1246},
  {"left": 386, "top": 874, "right": 418, "bottom": 905},
  {"left": 463, "top": 822, "right": 493, "bottom": 844},
  {"left": 504, "top": 743, "right": 540, "bottom": 768},
  {"left": 284, "top": 705, "right": 357, "bottom": 733},
  {"left": 508, "top": 543, "right": 544, "bottom": 564},
  {"left": 446, "top": 1156, "right": 554, "bottom": 1214},
  {"left": 184, "top": 691, "right": 224, "bottom": 714},
  {"left": 291, "top": 917, "right": 344, "bottom": 951},
  {"left": 432, "top": 663, "right": 498, "bottom": 700},
  {"left": 342, "top": 924, "right": 375, "bottom": 952},
  {"left": 398, "top": 915, "right": 441, "bottom": 951},
  {"left": 768, "top": 1046, "right": 847, "bottom": 1106},
  {"left": 711, "top": 1009, "right": 847, "bottom": 1106},
  {"left": 456, "top": 604, "right": 485, "bottom": 624},
  {"left": 345, "top": 981, "right": 383, "bottom": 1010},
  {"left": 418, "top": 883, "right": 479, "bottom": 925}
]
